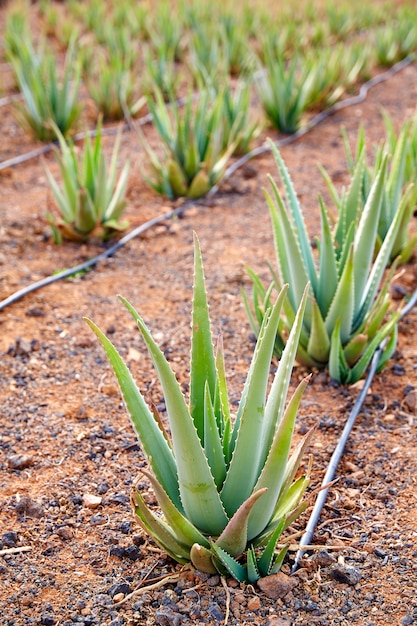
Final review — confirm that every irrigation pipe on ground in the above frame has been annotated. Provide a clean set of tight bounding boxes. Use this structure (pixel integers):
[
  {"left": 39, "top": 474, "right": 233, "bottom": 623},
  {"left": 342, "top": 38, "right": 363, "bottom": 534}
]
[
  {"left": 291, "top": 287, "right": 417, "bottom": 574},
  {"left": 0, "top": 55, "right": 415, "bottom": 311}
]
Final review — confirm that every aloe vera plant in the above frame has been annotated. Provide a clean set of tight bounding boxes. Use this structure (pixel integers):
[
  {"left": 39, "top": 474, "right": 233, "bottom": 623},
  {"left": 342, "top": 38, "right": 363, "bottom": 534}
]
[
  {"left": 45, "top": 122, "right": 130, "bottom": 242},
  {"left": 340, "top": 120, "right": 417, "bottom": 263},
  {"left": 221, "top": 81, "right": 262, "bottom": 155},
  {"left": 140, "top": 89, "right": 237, "bottom": 199},
  {"left": 86, "top": 48, "right": 143, "bottom": 121},
  {"left": 245, "top": 141, "right": 406, "bottom": 384},
  {"left": 85, "top": 235, "right": 313, "bottom": 582},
  {"left": 256, "top": 44, "right": 313, "bottom": 134},
  {"left": 10, "top": 37, "right": 81, "bottom": 141}
]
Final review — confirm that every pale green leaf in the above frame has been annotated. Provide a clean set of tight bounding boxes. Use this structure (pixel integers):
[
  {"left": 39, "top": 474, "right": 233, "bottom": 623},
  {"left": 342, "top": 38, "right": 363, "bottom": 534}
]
[{"left": 119, "top": 296, "right": 229, "bottom": 535}]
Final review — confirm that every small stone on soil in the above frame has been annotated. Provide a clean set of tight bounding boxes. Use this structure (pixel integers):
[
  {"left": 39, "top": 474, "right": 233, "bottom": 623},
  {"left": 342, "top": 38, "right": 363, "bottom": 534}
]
[
  {"left": 82, "top": 493, "right": 102, "bottom": 509},
  {"left": 14, "top": 496, "right": 43, "bottom": 518},
  {"left": 1, "top": 531, "right": 18, "bottom": 547},
  {"left": 257, "top": 572, "right": 298, "bottom": 599},
  {"left": 328, "top": 563, "right": 362, "bottom": 585},
  {"left": 7, "top": 453, "right": 35, "bottom": 470}
]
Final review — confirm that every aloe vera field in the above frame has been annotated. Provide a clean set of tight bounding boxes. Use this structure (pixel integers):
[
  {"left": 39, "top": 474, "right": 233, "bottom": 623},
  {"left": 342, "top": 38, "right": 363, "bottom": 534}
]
[{"left": 0, "top": 0, "right": 416, "bottom": 624}]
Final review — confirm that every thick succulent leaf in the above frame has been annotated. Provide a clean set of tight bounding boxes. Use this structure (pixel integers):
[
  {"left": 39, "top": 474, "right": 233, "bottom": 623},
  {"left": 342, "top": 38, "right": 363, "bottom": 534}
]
[
  {"left": 334, "top": 149, "right": 366, "bottom": 249},
  {"left": 356, "top": 189, "right": 412, "bottom": 327},
  {"left": 268, "top": 140, "right": 318, "bottom": 292},
  {"left": 266, "top": 182, "right": 311, "bottom": 326},
  {"left": 131, "top": 488, "right": 190, "bottom": 562},
  {"left": 140, "top": 469, "right": 209, "bottom": 549},
  {"left": 269, "top": 544, "right": 290, "bottom": 575},
  {"left": 353, "top": 156, "right": 387, "bottom": 314},
  {"left": 376, "top": 322, "right": 398, "bottom": 373},
  {"left": 324, "top": 244, "right": 355, "bottom": 344},
  {"left": 337, "top": 220, "right": 356, "bottom": 280},
  {"left": 105, "top": 162, "right": 130, "bottom": 221},
  {"left": 260, "top": 284, "right": 309, "bottom": 470},
  {"left": 279, "top": 425, "right": 315, "bottom": 498},
  {"left": 343, "top": 333, "right": 368, "bottom": 366},
  {"left": 190, "top": 543, "right": 218, "bottom": 574},
  {"left": 248, "top": 376, "right": 309, "bottom": 540},
  {"left": 75, "top": 188, "right": 96, "bottom": 234},
  {"left": 383, "top": 123, "right": 409, "bottom": 231},
  {"left": 216, "top": 488, "right": 268, "bottom": 557},
  {"left": 328, "top": 318, "right": 350, "bottom": 383},
  {"left": 187, "top": 168, "right": 211, "bottom": 198},
  {"left": 257, "top": 518, "right": 285, "bottom": 577},
  {"left": 272, "top": 475, "right": 310, "bottom": 522},
  {"left": 214, "top": 335, "right": 232, "bottom": 462},
  {"left": 190, "top": 233, "right": 220, "bottom": 443},
  {"left": 209, "top": 542, "right": 247, "bottom": 582},
  {"left": 204, "top": 383, "right": 227, "bottom": 490},
  {"left": 247, "top": 546, "right": 260, "bottom": 583},
  {"left": 307, "top": 300, "right": 330, "bottom": 364},
  {"left": 119, "top": 297, "right": 229, "bottom": 535},
  {"left": 84, "top": 318, "right": 180, "bottom": 509},
  {"left": 317, "top": 197, "right": 338, "bottom": 316},
  {"left": 348, "top": 313, "right": 399, "bottom": 383},
  {"left": 220, "top": 285, "right": 289, "bottom": 516},
  {"left": 364, "top": 282, "right": 397, "bottom": 339},
  {"left": 167, "top": 158, "right": 188, "bottom": 197}
]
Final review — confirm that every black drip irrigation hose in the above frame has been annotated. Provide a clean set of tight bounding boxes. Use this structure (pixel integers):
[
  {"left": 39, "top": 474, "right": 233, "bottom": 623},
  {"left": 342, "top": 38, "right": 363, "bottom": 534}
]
[
  {"left": 209, "top": 54, "right": 417, "bottom": 196},
  {"left": 0, "top": 54, "right": 415, "bottom": 313},
  {"left": 0, "top": 203, "right": 190, "bottom": 311},
  {"left": 291, "top": 286, "right": 417, "bottom": 574}
]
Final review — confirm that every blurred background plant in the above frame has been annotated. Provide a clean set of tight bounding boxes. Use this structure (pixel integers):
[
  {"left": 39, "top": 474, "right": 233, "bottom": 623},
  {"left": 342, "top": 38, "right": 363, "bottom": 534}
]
[
  {"left": 139, "top": 88, "right": 238, "bottom": 199},
  {"left": 340, "top": 113, "right": 417, "bottom": 263},
  {"left": 8, "top": 33, "right": 81, "bottom": 141},
  {"left": 255, "top": 41, "right": 313, "bottom": 134},
  {"left": 45, "top": 121, "right": 130, "bottom": 242}
]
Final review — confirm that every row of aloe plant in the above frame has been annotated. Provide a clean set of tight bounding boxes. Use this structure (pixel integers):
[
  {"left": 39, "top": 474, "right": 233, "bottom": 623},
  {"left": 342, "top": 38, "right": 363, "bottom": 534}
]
[
  {"left": 244, "top": 140, "right": 415, "bottom": 384},
  {"left": 85, "top": 164, "right": 414, "bottom": 579},
  {"left": 4, "top": 0, "right": 417, "bottom": 139}
]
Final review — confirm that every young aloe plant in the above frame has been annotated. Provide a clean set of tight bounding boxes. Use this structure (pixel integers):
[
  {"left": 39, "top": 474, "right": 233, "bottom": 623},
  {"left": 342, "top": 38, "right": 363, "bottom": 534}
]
[
  {"left": 140, "top": 89, "right": 237, "bottom": 199},
  {"left": 10, "top": 37, "right": 81, "bottom": 141},
  {"left": 85, "top": 48, "right": 144, "bottom": 121},
  {"left": 255, "top": 42, "right": 313, "bottom": 134},
  {"left": 45, "top": 122, "right": 130, "bottom": 242},
  {"left": 85, "top": 235, "right": 313, "bottom": 582},
  {"left": 221, "top": 81, "right": 262, "bottom": 155},
  {"left": 340, "top": 119, "right": 417, "bottom": 263},
  {"left": 245, "top": 141, "right": 406, "bottom": 384}
]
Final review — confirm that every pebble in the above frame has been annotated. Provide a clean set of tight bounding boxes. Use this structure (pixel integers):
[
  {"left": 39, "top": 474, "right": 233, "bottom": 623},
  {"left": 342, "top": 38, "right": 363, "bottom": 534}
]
[
  {"left": 82, "top": 493, "right": 102, "bottom": 509},
  {"left": 1, "top": 531, "right": 18, "bottom": 548},
  {"left": 257, "top": 572, "right": 298, "bottom": 599},
  {"left": 154, "top": 607, "right": 183, "bottom": 626},
  {"left": 329, "top": 563, "right": 362, "bottom": 585},
  {"left": 403, "top": 390, "right": 416, "bottom": 413},
  {"left": 247, "top": 596, "right": 261, "bottom": 611},
  {"left": 14, "top": 496, "right": 43, "bottom": 518},
  {"left": 113, "top": 592, "right": 125, "bottom": 603},
  {"left": 7, "top": 453, "right": 35, "bottom": 470},
  {"left": 108, "top": 582, "right": 131, "bottom": 598},
  {"left": 56, "top": 526, "right": 73, "bottom": 540}
]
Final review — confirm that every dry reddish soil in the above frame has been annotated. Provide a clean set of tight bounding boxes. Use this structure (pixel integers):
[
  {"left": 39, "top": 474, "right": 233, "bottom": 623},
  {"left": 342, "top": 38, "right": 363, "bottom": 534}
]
[{"left": 0, "top": 19, "right": 417, "bottom": 626}]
